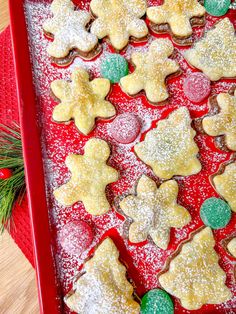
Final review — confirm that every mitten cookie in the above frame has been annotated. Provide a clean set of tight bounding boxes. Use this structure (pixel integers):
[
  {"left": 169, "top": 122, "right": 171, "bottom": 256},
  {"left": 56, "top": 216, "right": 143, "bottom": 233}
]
[
  {"left": 147, "top": 0, "right": 206, "bottom": 45},
  {"left": 119, "top": 175, "right": 191, "bottom": 249},
  {"left": 90, "top": 0, "right": 148, "bottom": 50},
  {"left": 134, "top": 107, "right": 201, "bottom": 179},
  {"left": 43, "top": 0, "right": 99, "bottom": 66},
  {"left": 184, "top": 18, "right": 236, "bottom": 81},
  {"left": 65, "top": 238, "right": 140, "bottom": 314},
  {"left": 120, "top": 39, "right": 180, "bottom": 104},
  {"left": 51, "top": 68, "right": 115, "bottom": 135},
  {"left": 159, "top": 227, "right": 232, "bottom": 310},
  {"left": 202, "top": 89, "right": 236, "bottom": 151},
  {"left": 53, "top": 138, "right": 119, "bottom": 215}
]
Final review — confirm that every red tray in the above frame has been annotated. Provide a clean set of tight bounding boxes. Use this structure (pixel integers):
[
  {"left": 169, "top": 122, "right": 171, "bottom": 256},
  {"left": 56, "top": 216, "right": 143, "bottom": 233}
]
[{"left": 9, "top": 0, "right": 236, "bottom": 313}]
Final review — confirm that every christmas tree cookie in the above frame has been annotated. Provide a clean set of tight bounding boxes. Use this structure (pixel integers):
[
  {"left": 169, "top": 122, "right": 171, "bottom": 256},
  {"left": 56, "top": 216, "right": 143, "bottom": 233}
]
[
  {"left": 65, "top": 237, "right": 140, "bottom": 314},
  {"left": 53, "top": 138, "right": 119, "bottom": 215},
  {"left": 202, "top": 90, "right": 236, "bottom": 151},
  {"left": 90, "top": 0, "right": 148, "bottom": 50},
  {"left": 184, "top": 18, "right": 236, "bottom": 81},
  {"left": 147, "top": 0, "right": 206, "bottom": 45},
  {"left": 43, "top": 0, "right": 98, "bottom": 65},
  {"left": 134, "top": 107, "right": 201, "bottom": 179},
  {"left": 120, "top": 39, "right": 180, "bottom": 104},
  {"left": 51, "top": 68, "right": 115, "bottom": 135},
  {"left": 227, "top": 238, "right": 236, "bottom": 258},
  {"left": 213, "top": 161, "right": 236, "bottom": 212},
  {"left": 159, "top": 227, "right": 232, "bottom": 310},
  {"left": 119, "top": 175, "right": 191, "bottom": 249}
]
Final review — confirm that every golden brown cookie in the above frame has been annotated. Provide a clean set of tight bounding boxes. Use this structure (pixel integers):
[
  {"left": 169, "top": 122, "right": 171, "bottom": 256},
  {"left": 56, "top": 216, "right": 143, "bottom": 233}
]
[
  {"left": 134, "top": 107, "right": 201, "bottom": 179},
  {"left": 53, "top": 138, "right": 119, "bottom": 215},
  {"left": 51, "top": 68, "right": 115, "bottom": 135},
  {"left": 227, "top": 238, "right": 236, "bottom": 258},
  {"left": 159, "top": 227, "right": 232, "bottom": 310},
  {"left": 65, "top": 238, "right": 140, "bottom": 314},
  {"left": 90, "top": 0, "right": 148, "bottom": 50},
  {"left": 120, "top": 39, "right": 180, "bottom": 104},
  {"left": 119, "top": 175, "right": 191, "bottom": 249}
]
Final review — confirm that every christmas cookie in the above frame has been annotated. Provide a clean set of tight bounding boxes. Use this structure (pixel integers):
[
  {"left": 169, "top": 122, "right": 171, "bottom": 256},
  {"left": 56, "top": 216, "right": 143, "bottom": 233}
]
[
  {"left": 90, "top": 0, "right": 148, "bottom": 50},
  {"left": 43, "top": 0, "right": 99, "bottom": 66},
  {"left": 53, "top": 138, "right": 119, "bottom": 215},
  {"left": 213, "top": 161, "right": 236, "bottom": 213},
  {"left": 119, "top": 175, "right": 191, "bottom": 249},
  {"left": 134, "top": 107, "right": 201, "bottom": 179},
  {"left": 202, "top": 89, "right": 236, "bottom": 151},
  {"left": 120, "top": 39, "right": 180, "bottom": 104},
  {"left": 147, "top": 0, "right": 206, "bottom": 45},
  {"left": 51, "top": 68, "right": 115, "bottom": 135},
  {"left": 184, "top": 18, "right": 236, "bottom": 81},
  {"left": 159, "top": 227, "right": 232, "bottom": 310},
  {"left": 227, "top": 238, "right": 236, "bottom": 258},
  {"left": 65, "top": 237, "right": 140, "bottom": 314}
]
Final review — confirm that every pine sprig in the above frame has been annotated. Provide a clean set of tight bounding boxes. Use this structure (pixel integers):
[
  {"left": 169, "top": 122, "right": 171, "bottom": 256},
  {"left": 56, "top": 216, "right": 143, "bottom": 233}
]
[{"left": 0, "top": 124, "right": 25, "bottom": 232}]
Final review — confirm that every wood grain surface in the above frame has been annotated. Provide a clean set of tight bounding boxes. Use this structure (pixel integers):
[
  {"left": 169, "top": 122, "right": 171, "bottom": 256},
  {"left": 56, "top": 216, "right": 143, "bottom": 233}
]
[{"left": 0, "top": 1, "right": 39, "bottom": 313}]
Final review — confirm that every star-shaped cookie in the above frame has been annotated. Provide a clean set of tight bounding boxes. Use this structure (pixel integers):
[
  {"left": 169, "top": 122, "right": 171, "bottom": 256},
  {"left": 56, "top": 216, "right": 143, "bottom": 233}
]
[
  {"left": 51, "top": 68, "right": 115, "bottom": 135},
  {"left": 159, "top": 227, "right": 232, "bottom": 310},
  {"left": 43, "top": 0, "right": 98, "bottom": 64},
  {"left": 213, "top": 161, "right": 236, "bottom": 213},
  {"left": 119, "top": 175, "right": 191, "bottom": 249},
  {"left": 120, "top": 39, "right": 180, "bottom": 104},
  {"left": 184, "top": 18, "right": 236, "bottom": 81},
  {"left": 147, "top": 0, "right": 206, "bottom": 45},
  {"left": 53, "top": 138, "right": 119, "bottom": 215},
  {"left": 134, "top": 107, "right": 201, "bottom": 179},
  {"left": 90, "top": 0, "right": 148, "bottom": 50},
  {"left": 202, "top": 90, "right": 236, "bottom": 151}
]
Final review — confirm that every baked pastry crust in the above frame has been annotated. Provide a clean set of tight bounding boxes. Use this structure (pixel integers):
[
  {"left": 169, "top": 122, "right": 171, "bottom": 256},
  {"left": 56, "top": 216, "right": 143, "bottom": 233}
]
[{"left": 227, "top": 238, "right": 236, "bottom": 258}]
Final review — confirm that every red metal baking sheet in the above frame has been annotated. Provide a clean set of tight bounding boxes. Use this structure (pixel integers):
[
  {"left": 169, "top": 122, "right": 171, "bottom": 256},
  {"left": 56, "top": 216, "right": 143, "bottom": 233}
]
[{"left": 9, "top": 0, "right": 236, "bottom": 313}]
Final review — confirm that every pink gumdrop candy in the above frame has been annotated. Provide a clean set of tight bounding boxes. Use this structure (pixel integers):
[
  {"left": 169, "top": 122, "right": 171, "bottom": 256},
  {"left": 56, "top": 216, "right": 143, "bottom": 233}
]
[
  {"left": 58, "top": 220, "right": 94, "bottom": 256},
  {"left": 183, "top": 72, "right": 211, "bottom": 103},
  {"left": 110, "top": 113, "right": 141, "bottom": 144}
]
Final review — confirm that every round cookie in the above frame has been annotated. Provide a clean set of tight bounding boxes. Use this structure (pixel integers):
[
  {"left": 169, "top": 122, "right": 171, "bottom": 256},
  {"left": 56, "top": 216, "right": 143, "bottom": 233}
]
[
  {"left": 101, "top": 54, "right": 129, "bottom": 83},
  {"left": 140, "top": 289, "right": 174, "bottom": 314}
]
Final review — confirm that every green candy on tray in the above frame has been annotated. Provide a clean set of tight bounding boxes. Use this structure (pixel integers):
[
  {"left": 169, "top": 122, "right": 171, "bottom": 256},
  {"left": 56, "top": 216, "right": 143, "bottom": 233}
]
[
  {"left": 204, "top": 0, "right": 231, "bottom": 17},
  {"left": 140, "top": 289, "right": 174, "bottom": 314},
  {"left": 100, "top": 53, "right": 128, "bottom": 83}
]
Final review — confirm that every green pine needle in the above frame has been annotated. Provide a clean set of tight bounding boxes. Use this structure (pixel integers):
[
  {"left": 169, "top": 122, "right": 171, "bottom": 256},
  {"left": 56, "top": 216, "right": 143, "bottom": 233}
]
[{"left": 0, "top": 124, "right": 25, "bottom": 233}]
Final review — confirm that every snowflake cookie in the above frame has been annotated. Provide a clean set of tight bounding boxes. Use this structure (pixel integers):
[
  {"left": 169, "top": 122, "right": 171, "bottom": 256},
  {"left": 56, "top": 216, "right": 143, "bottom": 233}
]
[
  {"left": 53, "top": 138, "right": 119, "bottom": 215},
  {"left": 159, "top": 227, "right": 232, "bottom": 310},
  {"left": 202, "top": 89, "right": 236, "bottom": 151},
  {"left": 119, "top": 175, "right": 191, "bottom": 249},
  {"left": 120, "top": 39, "right": 180, "bottom": 104},
  {"left": 51, "top": 68, "right": 115, "bottom": 135},
  {"left": 227, "top": 238, "right": 236, "bottom": 258},
  {"left": 147, "top": 0, "right": 206, "bottom": 45},
  {"left": 90, "top": 0, "right": 148, "bottom": 50},
  {"left": 213, "top": 161, "right": 236, "bottom": 212},
  {"left": 134, "top": 107, "right": 201, "bottom": 179},
  {"left": 43, "top": 0, "right": 99, "bottom": 65},
  {"left": 184, "top": 18, "right": 236, "bottom": 81},
  {"left": 65, "top": 238, "right": 140, "bottom": 314}
]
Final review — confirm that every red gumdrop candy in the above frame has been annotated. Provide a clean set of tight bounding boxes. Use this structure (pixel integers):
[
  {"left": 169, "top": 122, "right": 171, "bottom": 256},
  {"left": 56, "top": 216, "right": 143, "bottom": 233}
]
[
  {"left": 0, "top": 168, "right": 13, "bottom": 179},
  {"left": 183, "top": 72, "right": 211, "bottom": 103},
  {"left": 110, "top": 113, "right": 141, "bottom": 144},
  {"left": 58, "top": 220, "right": 94, "bottom": 256}
]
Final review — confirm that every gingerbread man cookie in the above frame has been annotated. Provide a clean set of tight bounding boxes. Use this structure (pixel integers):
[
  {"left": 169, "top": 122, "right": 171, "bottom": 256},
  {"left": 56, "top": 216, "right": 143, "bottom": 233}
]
[
  {"left": 120, "top": 39, "right": 180, "bottom": 104},
  {"left": 53, "top": 138, "right": 119, "bottom": 215},
  {"left": 147, "top": 0, "right": 206, "bottom": 45},
  {"left": 227, "top": 238, "right": 236, "bottom": 258},
  {"left": 43, "top": 0, "right": 99, "bottom": 65},
  {"left": 51, "top": 68, "right": 115, "bottom": 135},
  {"left": 202, "top": 90, "right": 236, "bottom": 151},
  {"left": 213, "top": 161, "right": 236, "bottom": 213},
  {"left": 159, "top": 227, "right": 232, "bottom": 310},
  {"left": 119, "top": 175, "right": 191, "bottom": 249},
  {"left": 65, "top": 238, "right": 140, "bottom": 314},
  {"left": 184, "top": 18, "right": 236, "bottom": 81},
  {"left": 134, "top": 107, "right": 201, "bottom": 179},
  {"left": 90, "top": 0, "right": 148, "bottom": 50}
]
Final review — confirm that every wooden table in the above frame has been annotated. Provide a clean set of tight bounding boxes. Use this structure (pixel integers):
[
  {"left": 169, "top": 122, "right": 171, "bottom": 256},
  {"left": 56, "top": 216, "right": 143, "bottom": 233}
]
[{"left": 0, "top": 1, "right": 39, "bottom": 313}]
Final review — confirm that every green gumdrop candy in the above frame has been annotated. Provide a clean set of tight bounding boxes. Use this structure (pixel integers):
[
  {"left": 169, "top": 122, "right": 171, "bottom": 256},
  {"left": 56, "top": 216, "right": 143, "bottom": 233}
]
[
  {"left": 200, "top": 197, "right": 231, "bottom": 229},
  {"left": 140, "top": 289, "right": 174, "bottom": 314},
  {"left": 100, "top": 53, "right": 128, "bottom": 83},
  {"left": 204, "top": 0, "right": 231, "bottom": 16}
]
